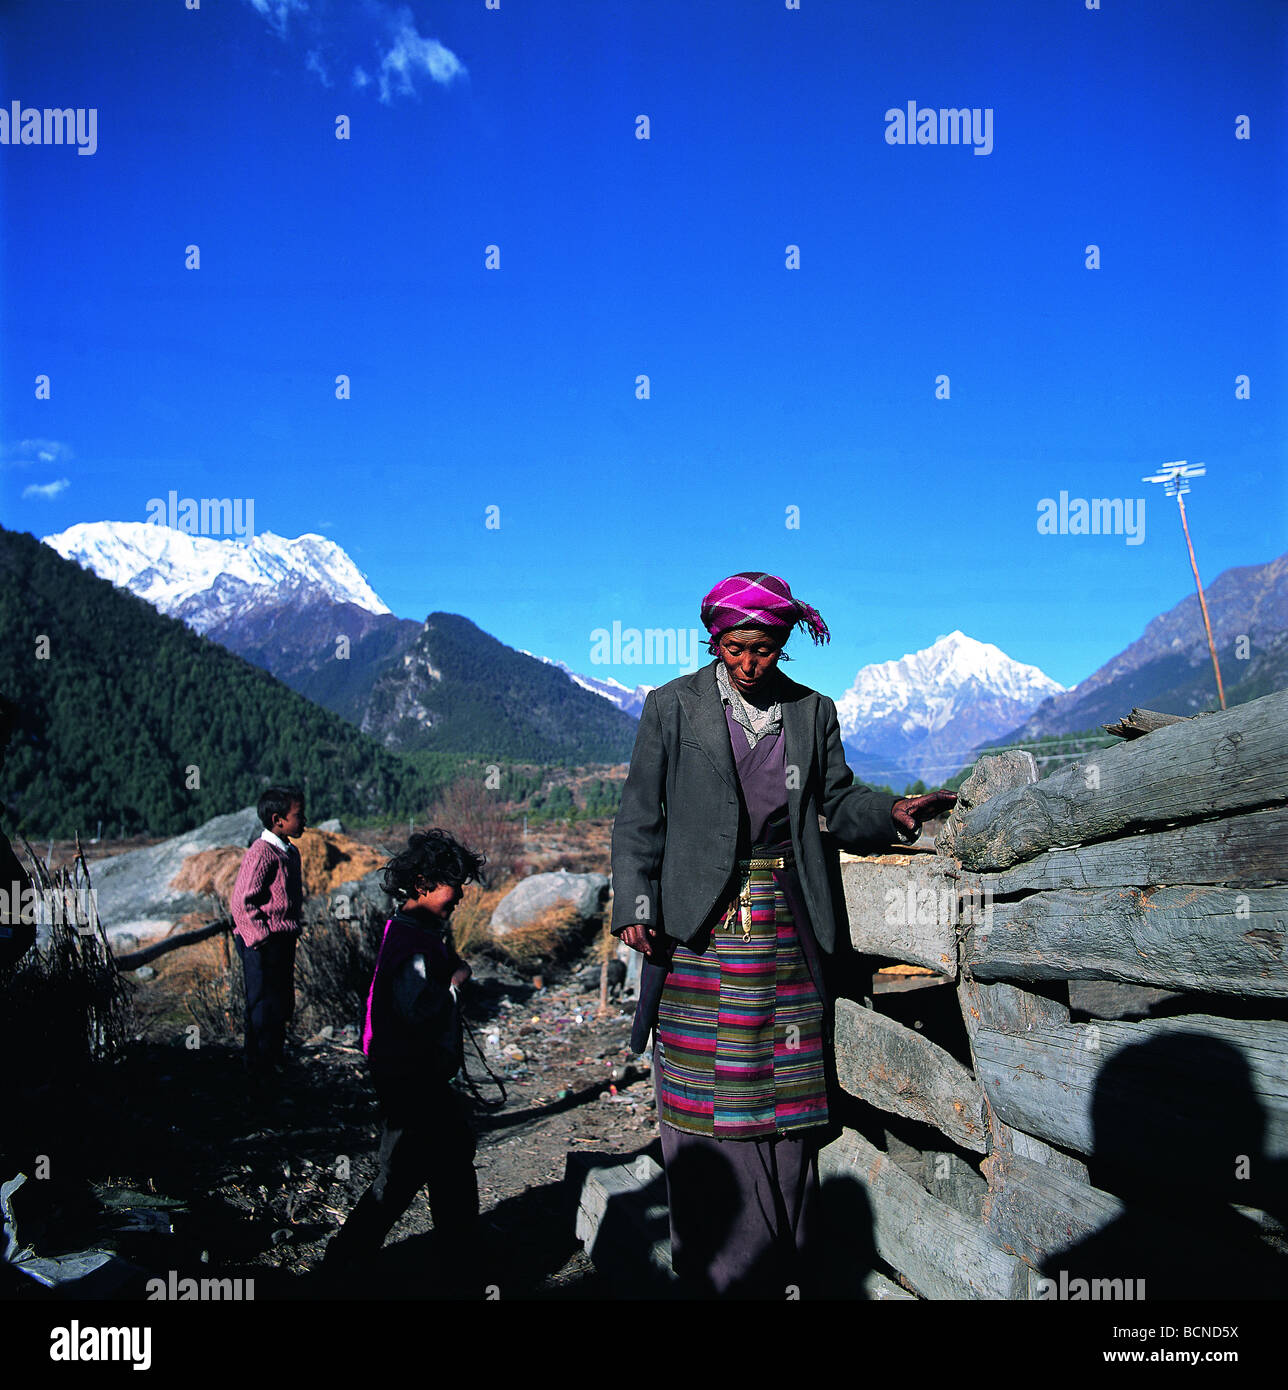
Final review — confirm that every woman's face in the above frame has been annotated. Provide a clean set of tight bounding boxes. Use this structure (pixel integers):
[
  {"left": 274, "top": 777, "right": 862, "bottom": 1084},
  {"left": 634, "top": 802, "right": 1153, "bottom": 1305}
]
[{"left": 717, "top": 629, "right": 784, "bottom": 700}]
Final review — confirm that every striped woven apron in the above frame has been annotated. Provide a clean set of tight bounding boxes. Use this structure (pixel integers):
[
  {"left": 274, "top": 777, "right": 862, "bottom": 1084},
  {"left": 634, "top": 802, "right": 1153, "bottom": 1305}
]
[{"left": 655, "top": 846, "right": 829, "bottom": 1139}]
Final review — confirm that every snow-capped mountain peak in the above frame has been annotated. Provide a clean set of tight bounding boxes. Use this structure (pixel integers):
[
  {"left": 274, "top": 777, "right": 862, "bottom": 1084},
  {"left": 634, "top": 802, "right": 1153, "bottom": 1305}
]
[
  {"left": 42, "top": 521, "right": 390, "bottom": 631},
  {"left": 835, "top": 631, "right": 1064, "bottom": 786},
  {"left": 837, "top": 631, "right": 1063, "bottom": 732}
]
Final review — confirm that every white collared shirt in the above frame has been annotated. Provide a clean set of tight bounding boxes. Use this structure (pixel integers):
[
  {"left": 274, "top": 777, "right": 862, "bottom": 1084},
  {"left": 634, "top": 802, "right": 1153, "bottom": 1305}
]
[{"left": 260, "top": 828, "right": 291, "bottom": 853}]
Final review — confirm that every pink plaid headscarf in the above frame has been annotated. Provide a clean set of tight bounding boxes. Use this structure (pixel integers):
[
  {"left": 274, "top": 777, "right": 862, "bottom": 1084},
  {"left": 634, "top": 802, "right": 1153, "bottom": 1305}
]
[{"left": 700, "top": 571, "right": 831, "bottom": 647}]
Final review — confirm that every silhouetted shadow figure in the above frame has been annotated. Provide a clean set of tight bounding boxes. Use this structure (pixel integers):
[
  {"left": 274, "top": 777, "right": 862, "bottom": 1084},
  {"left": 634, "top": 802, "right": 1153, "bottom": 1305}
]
[
  {"left": 1041, "top": 1033, "right": 1288, "bottom": 1300},
  {"left": 588, "top": 1158, "right": 673, "bottom": 1299},
  {"left": 663, "top": 1136, "right": 850, "bottom": 1300},
  {"left": 817, "top": 1174, "right": 879, "bottom": 1298},
  {"left": 664, "top": 1143, "right": 742, "bottom": 1297}
]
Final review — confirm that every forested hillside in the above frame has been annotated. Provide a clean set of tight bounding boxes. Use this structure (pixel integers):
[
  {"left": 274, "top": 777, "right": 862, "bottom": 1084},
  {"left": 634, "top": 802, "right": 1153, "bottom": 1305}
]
[
  {"left": 0, "top": 527, "right": 445, "bottom": 837},
  {"left": 361, "top": 612, "right": 639, "bottom": 763}
]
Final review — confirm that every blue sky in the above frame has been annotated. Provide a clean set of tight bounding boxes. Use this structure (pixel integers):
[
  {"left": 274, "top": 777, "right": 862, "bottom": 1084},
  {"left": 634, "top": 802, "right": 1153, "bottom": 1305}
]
[{"left": 2, "top": 0, "right": 1284, "bottom": 699}]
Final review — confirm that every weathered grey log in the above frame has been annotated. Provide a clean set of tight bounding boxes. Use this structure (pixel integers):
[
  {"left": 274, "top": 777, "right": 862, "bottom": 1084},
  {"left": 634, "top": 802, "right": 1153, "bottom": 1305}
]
[
  {"left": 922, "top": 1149, "right": 987, "bottom": 1223},
  {"left": 880, "top": 1130, "right": 986, "bottom": 1221},
  {"left": 1008, "top": 1127, "right": 1087, "bottom": 1180},
  {"left": 983, "top": 806, "right": 1283, "bottom": 900},
  {"left": 819, "top": 1126, "right": 1029, "bottom": 1299},
  {"left": 833, "top": 999, "right": 987, "bottom": 1153},
  {"left": 980, "top": 1149, "right": 1123, "bottom": 1268},
  {"left": 112, "top": 919, "right": 230, "bottom": 971},
  {"left": 952, "top": 688, "right": 1288, "bottom": 872},
  {"left": 977, "top": 805, "right": 1288, "bottom": 895},
  {"left": 965, "top": 975, "right": 1071, "bottom": 1032},
  {"left": 936, "top": 749, "right": 1039, "bottom": 862},
  {"left": 865, "top": 1270, "right": 917, "bottom": 1299},
  {"left": 841, "top": 854, "right": 959, "bottom": 976},
  {"left": 966, "top": 885, "right": 1288, "bottom": 997},
  {"left": 1067, "top": 980, "right": 1182, "bottom": 1019},
  {"left": 973, "top": 1014, "right": 1288, "bottom": 1161},
  {"left": 1103, "top": 707, "right": 1188, "bottom": 740},
  {"left": 957, "top": 975, "right": 1089, "bottom": 1182}
]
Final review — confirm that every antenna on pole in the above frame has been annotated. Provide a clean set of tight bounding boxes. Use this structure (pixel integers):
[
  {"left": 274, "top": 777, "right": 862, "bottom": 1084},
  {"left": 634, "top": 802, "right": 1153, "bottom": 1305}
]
[{"left": 1141, "top": 461, "right": 1226, "bottom": 710}]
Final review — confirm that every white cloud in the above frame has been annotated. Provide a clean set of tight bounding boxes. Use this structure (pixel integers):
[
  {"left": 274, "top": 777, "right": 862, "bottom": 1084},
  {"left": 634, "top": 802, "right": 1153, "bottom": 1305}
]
[
  {"left": 377, "top": 9, "right": 467, "bottom": 105},
  {"left": 3, "top": 438, "right": 73, "bottom": 468},
  {"left": 246, "top": 0, "right": 308, "bottom": 39},
  {"left": 241, "top": 0, "right": 464, "bottom": 103},
  {"left": 23, "top": 478, "right": 70, "bottom": 500},
  {"left": 305, "top": 49, "right": 332, "bottom": 87}
]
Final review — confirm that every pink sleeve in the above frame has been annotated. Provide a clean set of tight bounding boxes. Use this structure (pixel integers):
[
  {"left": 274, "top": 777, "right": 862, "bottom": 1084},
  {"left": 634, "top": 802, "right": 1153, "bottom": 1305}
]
[{"left": 231, "top": 844, "right": 272, "bottom": 947}]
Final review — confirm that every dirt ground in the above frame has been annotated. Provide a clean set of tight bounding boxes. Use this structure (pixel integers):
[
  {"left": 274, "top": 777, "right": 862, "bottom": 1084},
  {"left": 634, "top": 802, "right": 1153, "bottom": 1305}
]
[{"left": 8, "top": 821, "right": 662, "bottom": 1301}]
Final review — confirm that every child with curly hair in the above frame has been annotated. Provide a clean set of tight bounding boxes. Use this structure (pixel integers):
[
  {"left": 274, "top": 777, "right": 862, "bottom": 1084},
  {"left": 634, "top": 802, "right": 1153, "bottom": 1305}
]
[{"left": 321, "top": 827, "right": 485, "bottom": 1290}]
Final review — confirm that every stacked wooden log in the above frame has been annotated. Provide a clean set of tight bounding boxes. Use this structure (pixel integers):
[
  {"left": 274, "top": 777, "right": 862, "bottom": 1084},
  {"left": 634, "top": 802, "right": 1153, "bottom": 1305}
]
[{"left": 827, "top": 687, "right": 1288, "bottom": 1299}]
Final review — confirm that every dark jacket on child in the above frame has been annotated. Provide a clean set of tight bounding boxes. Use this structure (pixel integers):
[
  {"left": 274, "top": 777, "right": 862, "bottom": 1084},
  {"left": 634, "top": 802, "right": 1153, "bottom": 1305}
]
[
  {"left": 362, "top": 907, "right": 464, "bottom": 1100},
  {"left": 324, "top": 905, "right": 477, "bottom": 1276}
]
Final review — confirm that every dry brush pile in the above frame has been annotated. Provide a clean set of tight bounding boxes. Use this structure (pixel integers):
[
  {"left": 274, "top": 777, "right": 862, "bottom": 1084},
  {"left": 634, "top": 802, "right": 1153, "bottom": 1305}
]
[{"left": 1, "top": 838, "right": 131, "bottom": 1089}]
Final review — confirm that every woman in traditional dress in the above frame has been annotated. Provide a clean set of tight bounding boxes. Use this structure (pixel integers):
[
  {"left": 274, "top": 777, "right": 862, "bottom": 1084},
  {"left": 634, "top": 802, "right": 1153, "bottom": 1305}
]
[{"left": 611, "top": 571, "right": 954, "bottom": 1297}]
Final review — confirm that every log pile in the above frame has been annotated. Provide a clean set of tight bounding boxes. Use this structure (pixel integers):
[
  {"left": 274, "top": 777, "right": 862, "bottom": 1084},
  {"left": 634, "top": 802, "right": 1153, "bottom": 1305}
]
[{"left": 828, "top": 687, "right": 1288, "bottom": 1299}]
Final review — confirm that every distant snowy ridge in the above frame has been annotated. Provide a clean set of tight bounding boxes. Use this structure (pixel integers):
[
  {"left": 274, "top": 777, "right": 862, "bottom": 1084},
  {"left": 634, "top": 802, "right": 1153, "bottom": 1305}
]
[
  {"left": 520, "top": 651, "right": 652, "bottom": 717},
  {"left": 43, "top": 521, "right": 390, "bottom": 631}
]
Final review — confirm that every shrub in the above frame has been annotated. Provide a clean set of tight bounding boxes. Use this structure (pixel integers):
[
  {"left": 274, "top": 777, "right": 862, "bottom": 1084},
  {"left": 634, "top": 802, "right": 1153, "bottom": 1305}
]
[
  {"left": 294, "top": 901, "right": 383, "bottom": 1037},
  {"left": 185, "top": 963, "right": 244, "bottom": 1043},
  {"left": 423, "top": 778, "right": 522, "bottom": 889}
]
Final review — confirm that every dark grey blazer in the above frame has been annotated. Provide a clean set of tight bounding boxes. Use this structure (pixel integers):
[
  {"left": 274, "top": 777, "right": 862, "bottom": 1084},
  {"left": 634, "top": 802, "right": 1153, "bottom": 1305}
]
[{"left": 610, "top": 659, "right": 906, "bottom": 953}]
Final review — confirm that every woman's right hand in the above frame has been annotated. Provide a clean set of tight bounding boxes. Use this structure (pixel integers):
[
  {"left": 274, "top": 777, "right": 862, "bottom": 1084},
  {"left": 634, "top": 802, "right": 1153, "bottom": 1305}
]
[{"left": 620, "top": 924, "right": 657, "bottom": 957}]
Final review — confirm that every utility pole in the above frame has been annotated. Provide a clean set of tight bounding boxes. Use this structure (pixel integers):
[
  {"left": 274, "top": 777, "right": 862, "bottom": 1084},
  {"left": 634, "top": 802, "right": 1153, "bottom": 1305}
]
[{"left": 1142, "top": 461, "right": 1226, "bottom": 710}]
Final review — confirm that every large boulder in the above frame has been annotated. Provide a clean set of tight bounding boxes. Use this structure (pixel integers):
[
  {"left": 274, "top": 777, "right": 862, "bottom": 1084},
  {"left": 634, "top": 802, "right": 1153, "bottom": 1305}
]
[
  {"left": 86, "top": 806, "right": 262, "bottom": 946},
  {"left": 327, "top": 870, "right": 394, "bottom": 928},
  {"left": 490, "top": 871, "right": 610, "bottom": 936}
]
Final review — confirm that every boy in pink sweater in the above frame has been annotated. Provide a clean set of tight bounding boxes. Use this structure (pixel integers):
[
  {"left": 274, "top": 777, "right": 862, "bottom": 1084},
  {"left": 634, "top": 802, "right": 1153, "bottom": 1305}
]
[{"left": 230, "top": 786, "right": 306, "bottom": 1075}]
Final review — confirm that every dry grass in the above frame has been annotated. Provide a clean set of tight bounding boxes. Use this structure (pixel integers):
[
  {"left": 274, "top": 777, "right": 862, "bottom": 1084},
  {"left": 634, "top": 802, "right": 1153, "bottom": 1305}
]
[
  {"left": 2, "top": 837, "right": 132, "bottom": 1084},
  {"left": 168, "top": 846, "right": 243, "bottom": 900},
  {"left": 294, "top": 905, "right": 383, "bottom": 1036},
  {"left": 447, "top": 882, "right": 508, "bottom": 957},
  {"left": 590, "top": 916, "right": 619, "bottom": 963},
  {"left": 294, "top": 828, "right": 386, "bottom": 897},
  {"left": 169, "top": 831, "right": 384, "bottom": 903},
  {"left": 445, "top": 882, "right": 599, "bottom": 973},
  {"left": 184, "top": 961, "right": 244, "bottom": 1043}
]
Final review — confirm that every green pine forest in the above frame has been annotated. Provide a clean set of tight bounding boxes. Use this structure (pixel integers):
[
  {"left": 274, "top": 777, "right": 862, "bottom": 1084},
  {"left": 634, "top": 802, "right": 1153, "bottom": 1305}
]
[{"left": 364, "top": 612, "right": 639, "bottom": 765}]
